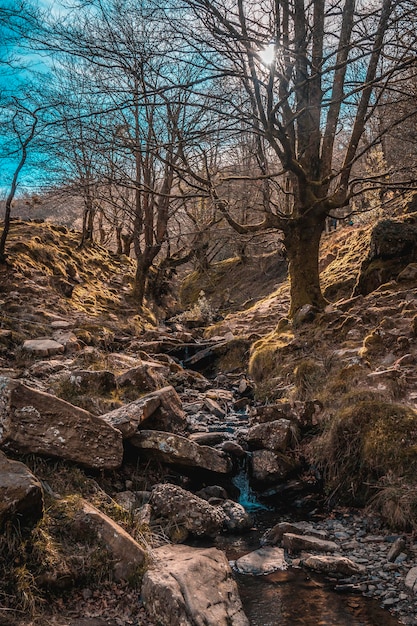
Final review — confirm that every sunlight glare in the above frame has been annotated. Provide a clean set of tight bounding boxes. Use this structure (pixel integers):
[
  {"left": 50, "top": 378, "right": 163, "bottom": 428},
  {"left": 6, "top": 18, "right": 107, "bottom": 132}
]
[{"left": 259, "top": 43, "right": 275, "bottom": 66}]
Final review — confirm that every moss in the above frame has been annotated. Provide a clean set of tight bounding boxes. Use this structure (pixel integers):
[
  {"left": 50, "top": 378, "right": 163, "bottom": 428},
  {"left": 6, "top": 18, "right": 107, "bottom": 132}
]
[
  {"left": 179, "top": 257, "right": 241, "bottom": 308},
  {"left": 249, "top": 330, "right": 294, "bottom": 382},
  {"left": 216, "top": 337, "right": 251, "bottom": 372}
]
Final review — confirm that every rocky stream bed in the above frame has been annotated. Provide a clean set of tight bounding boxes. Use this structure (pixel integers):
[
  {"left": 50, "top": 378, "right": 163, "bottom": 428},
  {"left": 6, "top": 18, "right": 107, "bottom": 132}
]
[{"left": 1, "top": 321, "right": 417, "bottom": 626}]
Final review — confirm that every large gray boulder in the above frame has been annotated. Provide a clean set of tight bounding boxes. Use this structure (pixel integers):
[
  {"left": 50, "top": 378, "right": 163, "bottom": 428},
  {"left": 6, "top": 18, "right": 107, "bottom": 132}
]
[
  {"left": 101, "top": 385, "right": 186, "bottom": 436},
  {"left": 0, "top": 451, "right": 43, "bottom": 528},
  {"left": 131, "top": 430, "right": 232, "bottom": 474},
  {"left": 0, "top": 377, "right": 123, "bottom": 469},
  {"left": 142, "top": 544, "right": 249, "bottom": 626},
  {"left": 150, "top": 483, "right": 226, "bottom": 539}
]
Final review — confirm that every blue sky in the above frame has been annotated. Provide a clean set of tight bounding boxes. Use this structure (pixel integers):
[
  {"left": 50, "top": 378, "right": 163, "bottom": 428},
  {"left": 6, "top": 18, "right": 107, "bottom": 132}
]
[{"left": 0, "top": 0, "right": 59, "bottom": 197}]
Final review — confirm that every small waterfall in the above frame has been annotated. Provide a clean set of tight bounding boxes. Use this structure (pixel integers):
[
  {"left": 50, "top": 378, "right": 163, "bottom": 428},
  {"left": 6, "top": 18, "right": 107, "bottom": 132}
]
[{"left": 232, "top": 454, "right": 269, "bottom": 512}]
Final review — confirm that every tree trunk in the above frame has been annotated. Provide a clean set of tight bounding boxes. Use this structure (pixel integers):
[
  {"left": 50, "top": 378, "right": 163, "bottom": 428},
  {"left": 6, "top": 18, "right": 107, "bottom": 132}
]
[
  {"left": 284, "top": 215, "right": 328, "bottom": 317},
  {"left": 133, "top": 260, "right": 149, "bottom": 308}
]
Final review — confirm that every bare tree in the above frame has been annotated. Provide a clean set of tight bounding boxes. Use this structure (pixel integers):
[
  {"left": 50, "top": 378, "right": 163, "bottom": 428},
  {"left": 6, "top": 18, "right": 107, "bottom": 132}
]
[
  {"left": 179, "top": 0, "right": 417, "bottom": 316},
  {"left": 0, "top": 100, "right": 40, "bottom": 263}
]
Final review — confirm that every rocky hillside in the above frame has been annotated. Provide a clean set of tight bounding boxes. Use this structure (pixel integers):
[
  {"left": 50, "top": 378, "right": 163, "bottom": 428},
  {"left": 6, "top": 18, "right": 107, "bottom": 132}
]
[{"left": 2, "top": 215, "right": 417, "bottom": 626}]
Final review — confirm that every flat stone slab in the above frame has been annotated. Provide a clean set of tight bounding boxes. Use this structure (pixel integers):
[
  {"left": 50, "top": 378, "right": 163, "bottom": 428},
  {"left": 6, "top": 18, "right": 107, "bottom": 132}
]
[
  {"left": 22, "top": 339, "right": 65, "bottom": 356},
  {"left": 131, "top": 430, "right": 232, "bottom": 474},
  {"left": 282, "top": 533, "right": 338, "bottom": 553},
  {"left": 303, "top": 555, "right": 366, "bottom": 576},
  {"left": 0, "top": 377, "right": 123, "bottom": 469},
  {"left": 234, "top": 547, "right": 288, "bottom": 575}
]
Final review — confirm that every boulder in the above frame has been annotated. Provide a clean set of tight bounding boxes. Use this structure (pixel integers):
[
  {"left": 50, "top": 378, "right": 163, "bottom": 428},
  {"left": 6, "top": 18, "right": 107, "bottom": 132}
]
[
  {"left": 142, "top": 544, "right": 249, "bottom": 626},
  {"left": 220, "top": 499, "right": 253, "bottom": 532},
  {"left": 204, "top": 397, "right": 226, "bottom": 418},
  {"left": 354, "top": 219, "right": 417, "bottom": 296},
  {"left": 61, "top": 370, "right": 117, "bottom": 395},
  {"left": 0, "top": 451, "right": 43, "bottom": 527},
  {"left": 303, "top": 555, "right": 366, "bottom": 576},
  {"left": 52, "top": 330, "right": 81, "bottom": 353},
  {"left": 116, "top": 363, "right": 166, "bottom": 398},
  {"left": 101, "top": 386, "right": 186, "bottom": 437},
  {"left": 150, "top": 483, "right": 226, "bottom": 539},
  {"left": 0, "top": 377, "right": 123, "bottom": 469},
  {"left": 22, "top": 338, "right": 64, "bottom": 357},
  {"left": 250, "top": 449, "right": 295, "bottom": 483},
  {"left": 244, "top": 419, "right": 294, "bottom": 452},
  {"left": 234, "top": 547, "right": 288, "bottom": 575},
  {"left": 73, "top": 500, "right": 147, "bottom": 581},
  {"left": 131, "top": 430, "right": 232, "bottom": 474},
  {"left": 282, "top": 533, "right": 338, "bottom": 554},
  {"left": 250, "top": 402, "right": 297, "bottom": 424}
]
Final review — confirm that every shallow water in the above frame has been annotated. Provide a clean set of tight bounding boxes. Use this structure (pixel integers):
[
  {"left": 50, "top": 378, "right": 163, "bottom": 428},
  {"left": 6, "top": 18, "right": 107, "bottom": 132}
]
[
  {"left": 236, "top": 568, "right": 401, "bottom": 626},
  {"left": 212, "top": 515, "right": 402, "bottom": 626}
]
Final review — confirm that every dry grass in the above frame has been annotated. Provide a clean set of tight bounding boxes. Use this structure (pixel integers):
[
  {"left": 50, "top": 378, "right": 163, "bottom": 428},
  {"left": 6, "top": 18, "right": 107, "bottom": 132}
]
[{"left": 312, "top": 400, "right": 417, "bottom": 506}]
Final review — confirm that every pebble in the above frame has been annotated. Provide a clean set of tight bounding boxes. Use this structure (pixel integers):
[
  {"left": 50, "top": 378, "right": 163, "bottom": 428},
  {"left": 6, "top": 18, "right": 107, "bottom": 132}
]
[{"left": 281, "top": 511, "right": 417, "bottom": 624}]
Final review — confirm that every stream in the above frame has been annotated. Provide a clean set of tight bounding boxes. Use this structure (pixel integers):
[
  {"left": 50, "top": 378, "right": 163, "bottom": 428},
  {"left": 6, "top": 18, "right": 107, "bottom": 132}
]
[{"left": 182, "top": 383, "right": 404, "bottom": 626}]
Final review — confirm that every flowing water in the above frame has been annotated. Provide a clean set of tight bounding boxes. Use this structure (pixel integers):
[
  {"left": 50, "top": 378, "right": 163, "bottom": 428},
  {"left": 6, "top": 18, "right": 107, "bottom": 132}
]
[{"left": 190, "top": 400, "right": 403, "bottom": 625}]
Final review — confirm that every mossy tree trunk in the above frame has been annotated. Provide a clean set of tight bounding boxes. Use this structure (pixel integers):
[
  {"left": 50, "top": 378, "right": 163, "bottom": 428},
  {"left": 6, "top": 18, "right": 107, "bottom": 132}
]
[{"left": 283, "top": 213, "right": 328, "bottom": 317}]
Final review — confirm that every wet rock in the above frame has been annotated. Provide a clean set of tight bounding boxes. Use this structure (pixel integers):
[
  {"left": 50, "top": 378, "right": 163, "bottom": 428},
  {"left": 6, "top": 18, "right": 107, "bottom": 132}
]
[
  {"left": 303, "top": 555, "right": 366, "bottom": 576},
  {"left": 234, "top": 547, "right": 288, "bottom": 575},
  {"left": 101, "top": 386, "right": 186, "bottom": 437},
  {"left": 150, "top": 483, "right": 226, "bottom": 539},
  {"left": 0, "top": 377, "right": 123, "bottom": 469},
  {"left": 220, "top": 440, "right": 247, "bottom": 458},
  {"left": 73, "top": 500, "right": 146, "bottom": 581},
  {"left": 131, "top": 430, "right": 232, "bottom": 474},
  {"left": 22, "top": 338, "right": 65, "bottom": 357},
  {"left": 189, "top": 431, "right": 229, "bottom": 446},
  {"left": 142, "top": 544, "right": 249, "bottom": 626},
  {"left": 0, "top": 451, "right": 44, "bottom": 528},
  {"left": 244, "top": 419, "right": 294, "bottom": 452},
  {"left": 250, "top": 449, "right": 296, "bottom": 483},
  {"left": 282, "top": 533, "right": 337, "bottom": 554}
]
